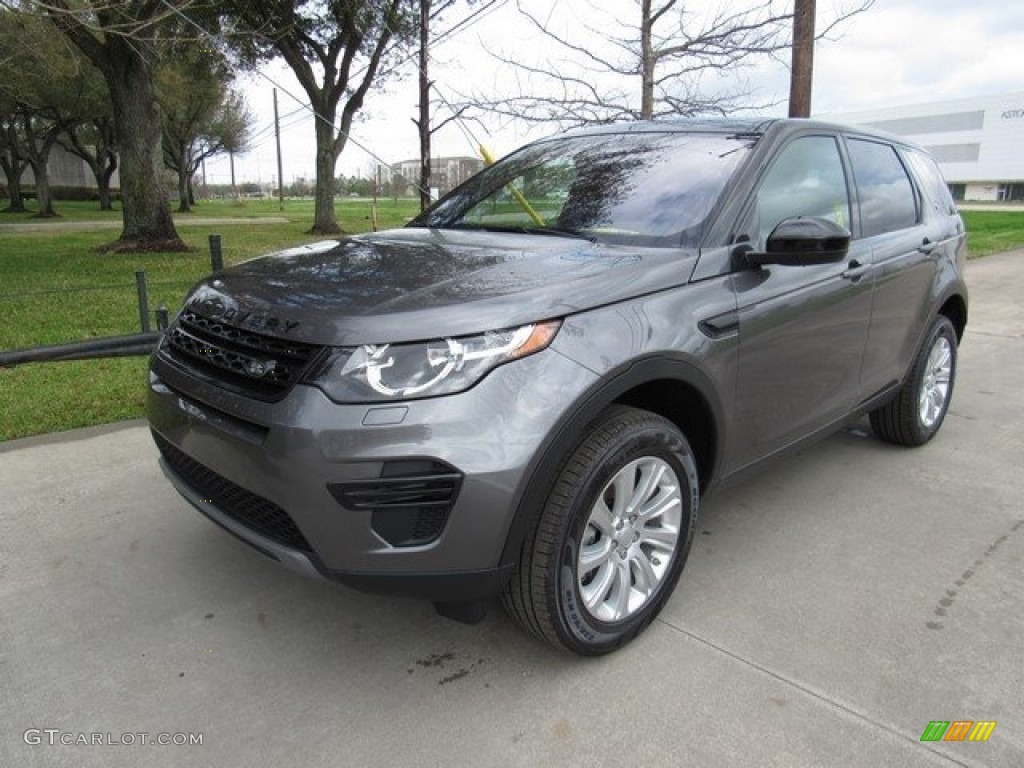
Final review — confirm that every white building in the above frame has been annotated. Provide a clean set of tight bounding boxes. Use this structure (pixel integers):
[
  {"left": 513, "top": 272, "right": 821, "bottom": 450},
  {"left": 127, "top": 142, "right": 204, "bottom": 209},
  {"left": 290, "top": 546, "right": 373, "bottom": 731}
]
[
  {"left": 825, "top": 92, "right": 1024, "bottom": 202},
  {"left": 390, "top": 156, "right": 483, "bottom": 197}
]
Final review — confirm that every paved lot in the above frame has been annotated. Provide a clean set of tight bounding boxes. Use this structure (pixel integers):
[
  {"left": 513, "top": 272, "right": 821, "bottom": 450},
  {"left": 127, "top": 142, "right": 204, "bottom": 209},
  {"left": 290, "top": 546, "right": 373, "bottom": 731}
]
[{"left": 2, "top": 251, "right": 1022, "bottom": 768}]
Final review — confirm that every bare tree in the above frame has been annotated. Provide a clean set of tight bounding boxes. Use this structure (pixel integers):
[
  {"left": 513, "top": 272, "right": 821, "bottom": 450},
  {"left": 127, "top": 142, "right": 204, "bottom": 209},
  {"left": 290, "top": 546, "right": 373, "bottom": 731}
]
[
  {"left": 460, "top": 0, "right": 873, "bottom": 126},
  {"left": 224, "top": 0, "right": 416, "bottom": 234}
]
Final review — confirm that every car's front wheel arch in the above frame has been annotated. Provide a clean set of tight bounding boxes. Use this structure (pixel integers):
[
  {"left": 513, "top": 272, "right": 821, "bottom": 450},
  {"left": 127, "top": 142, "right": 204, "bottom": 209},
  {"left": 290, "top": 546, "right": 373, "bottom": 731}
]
[
  {"left": 498, "top": 355, "right": 722, "bottom": 590},
  {"left": 504, "top": 405, "right": 701, "bottom": 654}
]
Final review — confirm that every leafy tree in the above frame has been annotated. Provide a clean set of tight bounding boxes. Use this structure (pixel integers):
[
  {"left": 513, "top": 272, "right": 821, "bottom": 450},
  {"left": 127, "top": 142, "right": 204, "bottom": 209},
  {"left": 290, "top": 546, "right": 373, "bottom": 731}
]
[
  {"left": 30, "top": 0, "right": 194, "bottom": 250},
  {"left": 223, "top": 0, "right": 416, "bottom": 234},
  {"left": 0, "top": 11, "right": 103, "bottom": 216},
  {"left": 0, "top": 113, "right": 30, "bottom": 212},
  {"left": 52, "top": 38, "right": 119, "bottom": 211},
  {"left": 60, "top": 115, "right": 118, "bottom": 210},
  {"left": 158, "top": 42, "right": 253, "bottom": 212},
  {"left": 0, "top": 11, "right": 31, "bottom": 212}
]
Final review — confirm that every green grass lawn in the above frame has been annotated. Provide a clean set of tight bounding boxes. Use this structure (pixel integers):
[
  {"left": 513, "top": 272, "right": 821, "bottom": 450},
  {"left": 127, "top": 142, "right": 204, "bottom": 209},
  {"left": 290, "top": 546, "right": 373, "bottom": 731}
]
[
  {"left": 960, "top": 210, "right": 1024, "bottom": 257},
  {"left": 0, "top": 202, "right": 1021, "bottom": 442},
  {"left": 2, "top": 195, "right": 419, "bottom": 224},
  {"left": 0, "top": 197, "right": 418, "bottom": 441}
]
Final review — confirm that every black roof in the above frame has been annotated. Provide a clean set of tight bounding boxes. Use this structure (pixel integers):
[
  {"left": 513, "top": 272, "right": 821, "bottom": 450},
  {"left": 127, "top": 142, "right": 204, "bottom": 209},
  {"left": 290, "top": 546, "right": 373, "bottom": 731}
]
[{"left": 552, "top": 116, "right": 919, "bottom": 149}]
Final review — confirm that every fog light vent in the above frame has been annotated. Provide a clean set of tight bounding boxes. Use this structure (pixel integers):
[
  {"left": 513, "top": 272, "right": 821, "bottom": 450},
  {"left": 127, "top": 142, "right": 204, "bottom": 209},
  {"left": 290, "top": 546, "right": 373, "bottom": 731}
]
[{"left": 329, "top": 460, "right": 462, "bottom": 547}]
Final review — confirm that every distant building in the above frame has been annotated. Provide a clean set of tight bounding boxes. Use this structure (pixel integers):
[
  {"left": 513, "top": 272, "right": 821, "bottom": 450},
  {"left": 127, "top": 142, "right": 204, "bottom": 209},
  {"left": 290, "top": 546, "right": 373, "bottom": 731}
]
[
  {"left": 826, "top": 92, "right": 1024, "bottom": 202},
  {"left": 18, "top": 143, "right": 120, "bottom": 192},
  {"left": 390, "top": 156, "right": 483, "bottom": 198}
]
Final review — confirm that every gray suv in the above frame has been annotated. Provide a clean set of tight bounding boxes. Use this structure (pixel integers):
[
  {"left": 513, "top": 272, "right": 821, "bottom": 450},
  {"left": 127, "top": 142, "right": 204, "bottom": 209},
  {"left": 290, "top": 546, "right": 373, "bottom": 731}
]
[{"left": 148, "top": 119, "right": 967, "bottom": 654}]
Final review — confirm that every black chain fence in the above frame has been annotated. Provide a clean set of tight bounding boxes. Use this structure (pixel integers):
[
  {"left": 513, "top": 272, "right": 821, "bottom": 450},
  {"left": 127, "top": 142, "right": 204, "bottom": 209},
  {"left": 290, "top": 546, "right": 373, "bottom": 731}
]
[{"left": 0, "top": 235, "right": 224, "bottom": 368}]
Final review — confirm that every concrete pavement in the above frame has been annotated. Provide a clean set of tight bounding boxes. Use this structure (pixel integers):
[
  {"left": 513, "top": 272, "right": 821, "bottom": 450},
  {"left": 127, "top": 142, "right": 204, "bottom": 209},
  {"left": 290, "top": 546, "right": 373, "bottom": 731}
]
[{"left": 1, "top": 251, "right": 1022, "bottom": 768}]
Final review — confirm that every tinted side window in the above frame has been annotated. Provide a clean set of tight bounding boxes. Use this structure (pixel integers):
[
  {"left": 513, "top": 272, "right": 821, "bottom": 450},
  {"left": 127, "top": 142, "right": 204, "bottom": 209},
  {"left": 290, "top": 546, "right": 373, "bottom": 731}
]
[
  {"left": 903, "top": 148, "right": 957, "bottom": 215},
  {"left": 847, "top": 139, "right": 918, "bottom": 237},
  {"left": 755, "top": 136, "right": 851, "bottom": 247}
]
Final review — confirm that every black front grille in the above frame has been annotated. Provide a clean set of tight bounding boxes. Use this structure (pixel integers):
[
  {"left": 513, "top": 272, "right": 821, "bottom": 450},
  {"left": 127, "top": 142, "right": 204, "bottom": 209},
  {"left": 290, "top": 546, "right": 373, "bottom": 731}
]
[
  {"left": 161, "top": 309, "right": 324, "bottom": 401},
  {"left": 154, "top": 432, "right": 312, "bottom": 553},
  {"left": 329, "top": 461, "right": 462, "bottom": 548}
]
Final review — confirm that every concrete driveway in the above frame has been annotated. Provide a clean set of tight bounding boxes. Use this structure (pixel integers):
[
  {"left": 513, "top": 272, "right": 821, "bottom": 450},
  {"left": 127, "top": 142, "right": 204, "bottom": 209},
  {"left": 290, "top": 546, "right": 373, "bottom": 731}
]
[{"left": 2, "top": 251, "right": 1022, "bottom": 768}]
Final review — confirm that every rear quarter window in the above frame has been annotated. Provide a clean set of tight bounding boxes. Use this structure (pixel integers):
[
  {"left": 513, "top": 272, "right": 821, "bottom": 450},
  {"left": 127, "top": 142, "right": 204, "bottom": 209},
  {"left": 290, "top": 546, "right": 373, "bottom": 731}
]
[
  {"left": 847, "top": 138, "right": 919, "bottom": 237},
  {"left": 902, "top": 148, "right": 958, "bottom": 216}
]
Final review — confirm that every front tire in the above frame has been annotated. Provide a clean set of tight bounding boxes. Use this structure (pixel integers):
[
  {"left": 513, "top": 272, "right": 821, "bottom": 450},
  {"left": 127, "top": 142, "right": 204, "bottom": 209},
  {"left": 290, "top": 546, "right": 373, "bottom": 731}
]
[
  {"left": 502, "top": 406, "right": 699, "bottom": 655},
  {"left": 870, "top": 315, "right": 958, "bottom": 446}
]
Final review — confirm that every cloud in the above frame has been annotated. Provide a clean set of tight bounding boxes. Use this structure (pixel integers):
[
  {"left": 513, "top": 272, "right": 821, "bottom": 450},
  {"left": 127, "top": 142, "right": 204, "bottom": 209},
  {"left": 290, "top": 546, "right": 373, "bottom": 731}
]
[{"left": 812, "top": 0, "right": 1023, "bottom": 112}]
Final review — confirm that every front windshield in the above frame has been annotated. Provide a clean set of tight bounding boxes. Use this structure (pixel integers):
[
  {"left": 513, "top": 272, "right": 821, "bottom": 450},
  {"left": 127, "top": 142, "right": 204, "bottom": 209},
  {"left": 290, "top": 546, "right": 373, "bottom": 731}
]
[{"left": 410, "top": 131, "right": 754, "bottom": 248}]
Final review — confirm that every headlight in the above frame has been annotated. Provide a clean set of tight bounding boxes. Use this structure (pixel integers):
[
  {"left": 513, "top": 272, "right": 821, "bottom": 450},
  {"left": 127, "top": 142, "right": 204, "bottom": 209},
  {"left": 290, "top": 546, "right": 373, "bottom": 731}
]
[{"left": 308, "top": 320, "right": 561, "bottom": 402}]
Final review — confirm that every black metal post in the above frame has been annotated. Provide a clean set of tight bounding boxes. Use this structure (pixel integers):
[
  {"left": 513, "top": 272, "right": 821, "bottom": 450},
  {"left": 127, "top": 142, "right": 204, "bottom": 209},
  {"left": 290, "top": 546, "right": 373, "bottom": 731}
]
[
  {"left": 155, "top": 304, "right": 169, "bottom": 331},
  {"left": 209, "top": 233, "right": 223, "bottom": 272},
  {"left": 135, "top": 270, "right": 151, "bottom": 333}
]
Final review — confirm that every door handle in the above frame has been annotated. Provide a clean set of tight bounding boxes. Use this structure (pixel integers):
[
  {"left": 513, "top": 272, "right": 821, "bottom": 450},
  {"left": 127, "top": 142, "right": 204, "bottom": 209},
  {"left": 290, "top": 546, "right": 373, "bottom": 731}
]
[
  {"left": 918, "top": 238, "right": 936, "bottom": 255},
  {"left": 841, "top": 259, "right": 871, "bottom": 282}
]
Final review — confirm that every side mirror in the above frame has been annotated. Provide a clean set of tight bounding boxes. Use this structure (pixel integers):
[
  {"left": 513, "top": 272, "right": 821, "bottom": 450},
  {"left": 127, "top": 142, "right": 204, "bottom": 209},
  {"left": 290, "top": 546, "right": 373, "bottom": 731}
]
[{"left": 745, "top": 217, "right": 851, "bottom": 267}]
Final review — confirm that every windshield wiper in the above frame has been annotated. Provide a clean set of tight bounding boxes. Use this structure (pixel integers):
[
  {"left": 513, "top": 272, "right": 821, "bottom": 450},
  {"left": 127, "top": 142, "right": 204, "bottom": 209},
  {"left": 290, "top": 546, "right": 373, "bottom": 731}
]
[{"left": 448, "top": 223, "right": 596, "bottom": 242}]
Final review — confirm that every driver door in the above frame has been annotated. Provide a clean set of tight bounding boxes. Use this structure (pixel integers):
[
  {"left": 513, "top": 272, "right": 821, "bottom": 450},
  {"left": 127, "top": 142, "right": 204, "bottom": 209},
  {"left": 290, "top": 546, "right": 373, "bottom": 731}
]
[{"left": 728, "top": 134, "right": 873, "bottom": 471}]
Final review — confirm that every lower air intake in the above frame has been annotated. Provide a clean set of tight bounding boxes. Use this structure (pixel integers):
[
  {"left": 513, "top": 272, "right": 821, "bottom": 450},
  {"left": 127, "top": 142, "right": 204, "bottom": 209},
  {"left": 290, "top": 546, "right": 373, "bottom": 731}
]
[
  {"left": 153, "top": 431, "right": 312, "bottom": 553},
  {"left": 329, "top": 460, "right": 463, "bottom": 547}
]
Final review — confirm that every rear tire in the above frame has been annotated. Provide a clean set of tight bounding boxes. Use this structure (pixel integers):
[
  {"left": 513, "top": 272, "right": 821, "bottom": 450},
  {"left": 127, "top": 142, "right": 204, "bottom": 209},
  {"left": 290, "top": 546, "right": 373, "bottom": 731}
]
[
  {"left": 502, "top": 406, "right": 699, "bottom": 655},
  {"left": 870, "top": 315, "right": 957, "bottom": 446}
]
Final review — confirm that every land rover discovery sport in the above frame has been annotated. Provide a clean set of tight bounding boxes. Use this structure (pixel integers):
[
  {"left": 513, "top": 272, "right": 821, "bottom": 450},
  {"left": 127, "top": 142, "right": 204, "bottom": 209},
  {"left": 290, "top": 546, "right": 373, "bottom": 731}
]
[{"left": 148, "top": 119, "right": 967, "bottom": 654}]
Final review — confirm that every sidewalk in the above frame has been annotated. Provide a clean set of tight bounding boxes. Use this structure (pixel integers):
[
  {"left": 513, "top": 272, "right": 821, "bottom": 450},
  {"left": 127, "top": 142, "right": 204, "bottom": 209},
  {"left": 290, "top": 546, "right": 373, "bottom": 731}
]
[{"left": 0, "top": 216, "right": 289, "bottom": 233}]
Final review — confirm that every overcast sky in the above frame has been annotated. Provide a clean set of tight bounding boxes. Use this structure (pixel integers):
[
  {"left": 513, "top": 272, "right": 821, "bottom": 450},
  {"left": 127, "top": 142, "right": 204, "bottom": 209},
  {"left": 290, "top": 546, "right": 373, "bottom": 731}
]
[{"left": 203, "top": 0, "right": 1024, "bottom": 187}]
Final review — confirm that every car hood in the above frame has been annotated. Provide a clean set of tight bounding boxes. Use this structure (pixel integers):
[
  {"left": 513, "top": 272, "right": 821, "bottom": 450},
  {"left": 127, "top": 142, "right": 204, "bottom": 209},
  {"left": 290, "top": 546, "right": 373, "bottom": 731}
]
[{"left": 182, "top": 227, "right": 698, "bottom": 345}]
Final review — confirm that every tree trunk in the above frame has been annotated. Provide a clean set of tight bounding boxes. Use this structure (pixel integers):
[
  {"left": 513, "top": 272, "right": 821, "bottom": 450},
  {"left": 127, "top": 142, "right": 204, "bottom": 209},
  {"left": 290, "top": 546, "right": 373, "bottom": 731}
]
[
  {"left": 311, "top": 115, "right": 341, "bottom": 234},
  {"left": 177, "top": 164, "right": 191, "bottom": 213},
  {"left": 21, "top": 116, "right": 60, "bottom": 217},
  {"left": 61, "top": 122, "right": 118, "bottom": 211},
  {"left": 83, "top": 150, "right": 117, "bottom": 211},
  {"left": 97, "top": 181, "right": 112, "bottom": 210},
  {"left": 1, "top": 118, "right": 29, "bottom": 212},
  {"left": 640, "top": 0, "right": 655, "bottom": 119},
  {"left": 97, "top": 153, "right": 116, "bottom": 210},
  {"left": 28, "top": 157, "right": 56, "bottom": 217},
  {"left": 104, "top": 41, "right": 185, "bottom": 249},
  {"left": 418, "top": 0, "right": 432, "bottom": 212},
  {"left": 0, "top": 156, "right": 28, "bottom": 213},
  {"left": 789, "top": 0, "right": 816, "bottom": 118}
]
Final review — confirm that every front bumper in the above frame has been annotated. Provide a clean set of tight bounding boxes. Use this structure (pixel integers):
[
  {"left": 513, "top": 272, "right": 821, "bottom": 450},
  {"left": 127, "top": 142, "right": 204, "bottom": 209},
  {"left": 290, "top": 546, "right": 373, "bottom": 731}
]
[{"left": 147, "top": 347, "right": 597, "bottom": 600}]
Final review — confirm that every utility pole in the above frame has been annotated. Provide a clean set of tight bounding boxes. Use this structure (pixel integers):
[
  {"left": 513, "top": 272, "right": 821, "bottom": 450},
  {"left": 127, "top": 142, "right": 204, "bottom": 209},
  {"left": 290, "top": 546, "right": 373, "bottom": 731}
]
[
  {"left": 273, "top": 88, "right": 285, "bottom": 211},
  {"left": 789, "top": 0, "right": 816, "bottom": 117},
  {"left": 417, "top": 0, "right": 431, "bottom": 212}
]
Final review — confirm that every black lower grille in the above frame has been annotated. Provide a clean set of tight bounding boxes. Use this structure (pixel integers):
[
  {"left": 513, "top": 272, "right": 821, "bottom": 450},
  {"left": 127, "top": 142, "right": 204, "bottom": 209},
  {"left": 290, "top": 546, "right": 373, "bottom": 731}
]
[
  {"left": 154, "top": 432, "right": 312, "bottom": 552},
  {"left": 160, "top": 309, "right": 324, "bottom": 401},
  {"left": 329, "top": 460, "right": 462, "bottom": 547}
]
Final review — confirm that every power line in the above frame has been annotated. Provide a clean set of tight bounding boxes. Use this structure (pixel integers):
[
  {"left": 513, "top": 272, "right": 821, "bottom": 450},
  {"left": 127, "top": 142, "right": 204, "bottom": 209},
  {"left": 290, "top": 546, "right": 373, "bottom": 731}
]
[{"left": 156, "top": 0, "right": 509, "bottom": 197}]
